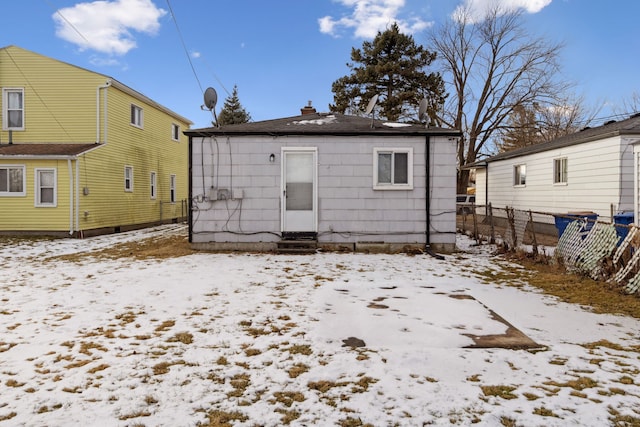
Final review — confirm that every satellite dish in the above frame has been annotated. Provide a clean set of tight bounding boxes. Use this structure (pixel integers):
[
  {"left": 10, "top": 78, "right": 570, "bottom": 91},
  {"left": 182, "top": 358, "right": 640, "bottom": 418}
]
[
  {"left": 364, "top": 94, "right": 379, "bottom": 115},
  {"left": 418, "top": 98, "right": 428, "bottom": 122},
  {"left": 203, "top": 87, "right": 218, "bottom": 110}
]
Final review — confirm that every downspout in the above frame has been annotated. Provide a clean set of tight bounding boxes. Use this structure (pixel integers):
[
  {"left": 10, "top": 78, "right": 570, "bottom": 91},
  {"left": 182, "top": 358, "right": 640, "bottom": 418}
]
[
  {"left": 75, "top": 159, "right": 80, "bottom": 236},
  {"left": 68, "top": 159, "right": 74, "bottom": 235},
  {"left": 425, "top": 136, "right": 444, "bottom": 260},
  {"left": 188, "top": 135, "right": 193, "bottom": 243},
  {"left": 484, "top": 162, "right": 489, "bottom": 216},
  {"left": 96, "top": 81, "right": 111, "bottom": 144}
]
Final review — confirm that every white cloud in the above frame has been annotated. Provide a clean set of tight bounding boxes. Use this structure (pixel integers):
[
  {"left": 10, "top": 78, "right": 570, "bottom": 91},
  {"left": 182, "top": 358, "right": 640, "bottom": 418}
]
[
  {"left": 53, "top": 0, "right": 166, "bottom": 55},
  {"left": 191, "top": 50, "right": 201, "bottom": 59},
  {"left": 319, "top": 0, "right": 431, "bottom": 39},
  {"left": 453, "top": 0, "right": 552, "bottom": 22}
]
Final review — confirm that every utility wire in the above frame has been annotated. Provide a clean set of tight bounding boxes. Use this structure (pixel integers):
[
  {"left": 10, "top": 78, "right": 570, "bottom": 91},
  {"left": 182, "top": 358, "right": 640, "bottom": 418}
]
[
  {"left": 165, "top": 0, "right": 204, "bottom": 94},
  {"left": 44, "top": 0, "right": 93, "bottom": 47}
]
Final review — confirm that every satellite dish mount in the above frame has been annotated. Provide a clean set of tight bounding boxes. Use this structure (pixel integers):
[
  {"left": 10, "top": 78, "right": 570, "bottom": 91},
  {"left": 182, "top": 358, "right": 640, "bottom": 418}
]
[
  {"left": 365, "top": 94, "right": 379, "bottom": 128},
  {"left": 202, "top": 87, "right": 219, "bottom": 127}
]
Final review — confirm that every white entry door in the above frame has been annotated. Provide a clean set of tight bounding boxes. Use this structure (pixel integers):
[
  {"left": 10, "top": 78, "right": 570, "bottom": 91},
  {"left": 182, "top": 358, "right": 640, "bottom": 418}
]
[{"left": 282, "top": 148, "right": 317, "bottom": 232}]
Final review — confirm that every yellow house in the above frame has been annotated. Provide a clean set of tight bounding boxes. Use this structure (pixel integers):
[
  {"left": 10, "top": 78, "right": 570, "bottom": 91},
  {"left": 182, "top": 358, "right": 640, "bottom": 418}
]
[{"left": 0, "top": 45, "right": 192, "bottom": 237}]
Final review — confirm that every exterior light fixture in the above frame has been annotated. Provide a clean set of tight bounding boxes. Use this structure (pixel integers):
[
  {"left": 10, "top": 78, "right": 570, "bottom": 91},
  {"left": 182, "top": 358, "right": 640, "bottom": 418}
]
[{"left": 269, "top": 153, "right": 275, "bottom": 163}]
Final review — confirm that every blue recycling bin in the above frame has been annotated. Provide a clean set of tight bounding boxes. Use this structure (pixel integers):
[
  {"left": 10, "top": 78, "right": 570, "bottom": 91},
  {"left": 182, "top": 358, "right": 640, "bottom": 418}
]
[
  {"left": 554, "top": 212, "right": 598, "bottom": 238},
  {"left": 614, "top": 212, "right": 634, "bottom": 244}
]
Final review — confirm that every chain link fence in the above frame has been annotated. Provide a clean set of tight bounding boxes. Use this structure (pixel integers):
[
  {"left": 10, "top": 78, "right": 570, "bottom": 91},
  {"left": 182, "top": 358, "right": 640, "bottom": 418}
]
[{"left": 457, "top": 204, "right": 640, "bottom": 296}]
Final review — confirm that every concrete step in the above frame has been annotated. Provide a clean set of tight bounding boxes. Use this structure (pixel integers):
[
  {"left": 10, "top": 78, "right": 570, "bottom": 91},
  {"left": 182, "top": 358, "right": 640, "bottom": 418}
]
[{"left": 276, "top": 240, "right": 317, "bottom": 254}]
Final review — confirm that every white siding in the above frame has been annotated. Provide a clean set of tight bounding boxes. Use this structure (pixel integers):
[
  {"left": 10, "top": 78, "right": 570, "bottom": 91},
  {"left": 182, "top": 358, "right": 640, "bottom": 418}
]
[
  {"left": 190, "top": 134, "right": 456, "bottom": 249},
  {"left": 475, "top": 135, "right": 633, "bottom": 223}
]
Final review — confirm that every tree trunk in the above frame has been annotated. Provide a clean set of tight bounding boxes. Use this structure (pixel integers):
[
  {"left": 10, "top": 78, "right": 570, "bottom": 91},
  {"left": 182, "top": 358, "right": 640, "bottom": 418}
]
[{"left": 457, "top": 169, "right": 470, "bottom": 194}]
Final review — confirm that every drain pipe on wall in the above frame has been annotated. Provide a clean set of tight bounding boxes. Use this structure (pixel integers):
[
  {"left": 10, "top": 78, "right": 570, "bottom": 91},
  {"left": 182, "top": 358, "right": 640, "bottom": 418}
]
[{"left": 425, "top": 135, "right": 445, "bottom": 260}]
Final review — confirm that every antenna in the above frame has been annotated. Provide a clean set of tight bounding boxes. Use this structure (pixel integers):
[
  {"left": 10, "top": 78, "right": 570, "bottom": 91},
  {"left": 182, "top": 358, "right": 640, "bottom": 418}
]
[
  {"left": 202, "top": 87, "right": 219, "bottom": 127},
  {"left": 365, "top": 94, "right": 379, "bottom": 128},
  {"left": 418, "top": 98, "right": 428, "bottom": 128}
]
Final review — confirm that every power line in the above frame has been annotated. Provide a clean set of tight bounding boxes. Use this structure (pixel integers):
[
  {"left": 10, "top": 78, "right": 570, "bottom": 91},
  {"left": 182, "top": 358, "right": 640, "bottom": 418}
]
[
  {"left": 165, "top": 0, "right": 204, "bottom": 94},
  {"left": 43, "top": 0, "right": 93, "bottom": 47}
]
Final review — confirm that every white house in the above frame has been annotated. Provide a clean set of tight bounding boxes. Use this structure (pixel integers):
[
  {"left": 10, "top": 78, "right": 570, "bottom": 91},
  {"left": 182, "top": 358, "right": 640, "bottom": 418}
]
[
  {"left": 467, "top": 114, "right": 640, "bottom": 226},
  {"left": 185, "top": 109, "right": 460, "bottom": 253}
]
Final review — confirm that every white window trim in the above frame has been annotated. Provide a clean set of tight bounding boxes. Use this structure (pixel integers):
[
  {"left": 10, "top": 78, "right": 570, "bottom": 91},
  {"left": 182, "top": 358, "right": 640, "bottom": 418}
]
[
  {"left": 373, "top": 147, "right": 413, "bottom": 190},
  {"left": 171, "top": 123, "right": 180, "bottom": 141},
  {"left": 169, "top": 174, "right": 176, "bottom": 203},
  {"left": 124, "top": 166, "right": 134, "bottom": 192},
  {"left": 553, "top": 157, "right": 568, "bottom": 185},
  {"left": 2, "top": 88, "right": 25, "bottom": 131},
  {"left": 130, "top": 104, "right": 144, "bottom": 128},
  {"left": 514, "top": 164, "right": 526, "bottom": 187},
  {"left": 150, "top": 171, "right": 157, "bottom": 199},
  {"left": 0, "top": 164, "right": 26, "bottom": 196},
  {"left": 35, "top": 168, "right": 57, "bottom": 207}
]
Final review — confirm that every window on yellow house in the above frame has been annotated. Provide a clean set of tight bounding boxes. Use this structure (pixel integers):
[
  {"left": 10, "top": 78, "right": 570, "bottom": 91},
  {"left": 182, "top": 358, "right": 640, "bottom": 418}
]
[
  {"left": 35, "top": 168, "right": 56, "bottom": 206},
  {"left": 0, "top": 165, "right": 25, "bottom": 195},
  {"left": 170, "top": 174, "right": 176, "bottom": 203}
]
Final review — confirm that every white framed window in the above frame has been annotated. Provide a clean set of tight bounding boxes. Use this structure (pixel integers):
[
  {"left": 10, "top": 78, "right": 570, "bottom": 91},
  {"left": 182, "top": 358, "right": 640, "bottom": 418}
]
[
  {"left": 169, "top": 174, "right": 176, "bottom": 203},
  {"left": 130, "top": 104, "right": 143, "bottom": 128},
  {"left": 373, "top": 147, "right": 413, "bottom": 190},
  {"left": 35, "top": 168, "right": 56, "bottom": 207},
  {"left": 124, "top": 166, "right": 134, "bottom": 192},
  {"left": 171, "top": 123, "right": 180, "bottom": 141},
  {"left": 2, "top": 88, "right": 24, "bottom": 130},
  {"left": 514, "top": 164, "right": 526, "bottom": 186},
  {"left": 150, "top": 171, "right": 157, "bottom": 199},
  {"left": 0, "top": 165, "right": 26, "bottom": 196},
  {"left": 553, "top": 157, "right": 567, "bottom": 184}
]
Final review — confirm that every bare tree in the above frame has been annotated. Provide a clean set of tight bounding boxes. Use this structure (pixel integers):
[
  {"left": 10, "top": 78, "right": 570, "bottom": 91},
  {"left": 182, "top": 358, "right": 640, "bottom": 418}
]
[
  {"left": 496, "top": 93, "right": 599, "bottom": 153},
  {"left": 429, "top": 5, "right": 568, "bottom": 193}
]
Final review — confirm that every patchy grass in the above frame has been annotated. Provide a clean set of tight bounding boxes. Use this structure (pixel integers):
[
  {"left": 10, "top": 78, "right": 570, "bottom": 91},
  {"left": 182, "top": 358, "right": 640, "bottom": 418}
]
[
  {"left": 503, "top": 253, "right": 640, "bottom": 319},
  {"left": 544, "top": 376, "right": 598, "bottom": 391},
  {"left": 167, "top": 332, "right": 193, "bottom": 344},
  {"left": 480, "top": 385, "right": 518, "bottom": 400},
  {"left": 198, "top": 409, "right": 248, "bottom": 426},
  {"left": 48, "top": 234, "right": 194, "bottom": 263}
]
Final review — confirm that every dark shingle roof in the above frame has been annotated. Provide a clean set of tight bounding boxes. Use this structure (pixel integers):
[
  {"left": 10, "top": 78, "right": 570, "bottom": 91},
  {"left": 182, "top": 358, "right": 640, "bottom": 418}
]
[
  {"left": 465, "top": 113, "right": 640, "bottom": 168},
  {"left": 185, "top": 113, "right": 461, "bottom": 137},
  {"left": 0, "top": 143, "right": 99, "bottom": 157}
]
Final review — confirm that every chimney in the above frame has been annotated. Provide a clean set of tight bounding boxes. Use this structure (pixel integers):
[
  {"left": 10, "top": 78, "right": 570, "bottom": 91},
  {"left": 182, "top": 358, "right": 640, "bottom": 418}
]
[{"left": 300, "top": 100, "right": 316, "bottom": 115}]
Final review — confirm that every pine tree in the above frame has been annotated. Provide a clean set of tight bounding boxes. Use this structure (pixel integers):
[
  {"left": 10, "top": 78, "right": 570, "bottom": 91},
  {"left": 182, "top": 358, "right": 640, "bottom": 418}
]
[
  {"left": 217, "top": 85, "right": 251, "bottom": 125},
  {"left": 496, "top": 105, "right": 541, "bottom": 153},
  {"left": 330, "top": 23, "right": 445, "bottom": 122}
]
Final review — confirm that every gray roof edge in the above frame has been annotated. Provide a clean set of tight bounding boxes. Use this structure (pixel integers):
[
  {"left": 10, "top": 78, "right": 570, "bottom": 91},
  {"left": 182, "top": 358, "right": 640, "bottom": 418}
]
[{"left": 464, "top": 114, "right": 640, "bottom": 168}]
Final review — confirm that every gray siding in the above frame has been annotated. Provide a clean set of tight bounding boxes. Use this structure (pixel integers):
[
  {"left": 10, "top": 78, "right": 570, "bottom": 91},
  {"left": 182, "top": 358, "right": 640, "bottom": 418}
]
[{"left": 191, "top": 135, "right": 456, "bottom": 250}]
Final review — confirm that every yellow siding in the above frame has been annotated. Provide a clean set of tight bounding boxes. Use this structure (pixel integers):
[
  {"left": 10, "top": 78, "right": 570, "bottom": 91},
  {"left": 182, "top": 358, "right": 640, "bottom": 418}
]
[
  {"left": 77, "top": 86, "right": 190, "bottom": 229},
  {"left": 0, "top": 46, "right": 191, "bottom": 235},
  {"left": 0, "top": 159, "right": 74, "bottom": 231},
  {"left": 0, "top": 46, "right": 105, "bottom": 144}
]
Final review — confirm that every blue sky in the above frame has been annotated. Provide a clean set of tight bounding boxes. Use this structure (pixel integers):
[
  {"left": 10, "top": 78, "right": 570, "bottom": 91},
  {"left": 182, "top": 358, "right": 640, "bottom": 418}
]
[{"left": 2, "top": 0, "right": 639, "bottom": 128}]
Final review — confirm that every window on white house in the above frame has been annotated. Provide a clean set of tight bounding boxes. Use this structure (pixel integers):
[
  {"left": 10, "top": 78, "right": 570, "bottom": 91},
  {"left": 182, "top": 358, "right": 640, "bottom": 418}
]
[
  {"left": 553, "top": 157, "right": 567, "bottom": 184},
  {"left": 150, "top": 171, "right": 157, "bottom": 199},
  {"left": 373, "top": 148, "right": 413, "bottom": 189},
  {"left": 171, "top": 123, "right": 180, "bottom": 141},
  {"left": 0, "top": 165, "right": 25, "bottom": 196},
  {"left": 130, "top": 104, "right": 143, "bottom": 127},
  {"left": 35, "top": 168, "right": 56, "bottom": 206},
  {"left": 2, "top": 88, "right": 24, "bottom": 130},
  {"left": 514, "top": 164, "right": 526, "bottom": 186},
  {"left": 124, "top": 166, "right": 134, "bottom": 192},
  {"left": 170, "top": 174, "right": 176, "bottom": 203}
]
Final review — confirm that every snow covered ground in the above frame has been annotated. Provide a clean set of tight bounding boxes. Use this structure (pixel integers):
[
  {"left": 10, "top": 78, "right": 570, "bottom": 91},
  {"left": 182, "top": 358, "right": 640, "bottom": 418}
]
[{"left": 0, "top": 224, "right": 639, "bottom": 426}]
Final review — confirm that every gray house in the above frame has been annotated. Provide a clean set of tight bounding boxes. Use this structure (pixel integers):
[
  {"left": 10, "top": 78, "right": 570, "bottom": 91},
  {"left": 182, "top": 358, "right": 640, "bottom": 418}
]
[{"left": 185, "top": 109, "right": 460, "bottom": 253}]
